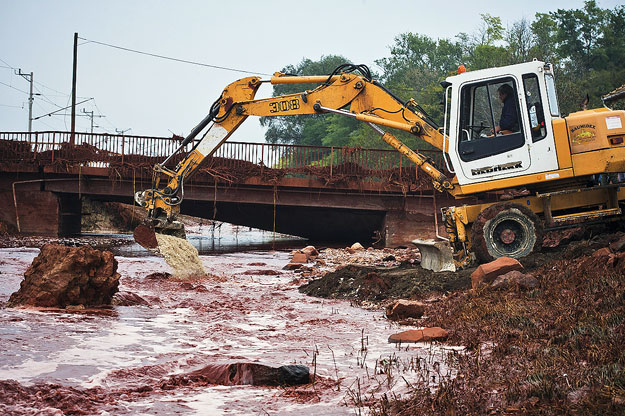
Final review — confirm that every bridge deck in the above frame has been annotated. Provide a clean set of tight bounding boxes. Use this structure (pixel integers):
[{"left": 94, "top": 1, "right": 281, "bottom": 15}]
[{"left": 0, "top": 131, "right": 457, "bottom": 245}]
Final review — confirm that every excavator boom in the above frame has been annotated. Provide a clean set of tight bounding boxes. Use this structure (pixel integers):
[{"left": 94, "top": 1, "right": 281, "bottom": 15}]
[{"left": 134, "top": 65, "right": 456, "bottom": 252}]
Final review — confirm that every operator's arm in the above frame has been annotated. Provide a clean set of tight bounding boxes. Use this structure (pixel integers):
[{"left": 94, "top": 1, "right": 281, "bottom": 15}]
[{"left": 498, "top": 96, "right": 519, "bottom": 132}]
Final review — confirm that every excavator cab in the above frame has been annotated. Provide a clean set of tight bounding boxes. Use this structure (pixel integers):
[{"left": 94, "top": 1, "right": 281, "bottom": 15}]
[{"left": 444, "top": 61, "right": 560, "bottom": 187}]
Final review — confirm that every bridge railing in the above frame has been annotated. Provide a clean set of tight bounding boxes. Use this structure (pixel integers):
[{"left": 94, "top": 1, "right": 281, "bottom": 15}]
[{"left": 0, "top": 131, "right": 446, "bottom": 176}]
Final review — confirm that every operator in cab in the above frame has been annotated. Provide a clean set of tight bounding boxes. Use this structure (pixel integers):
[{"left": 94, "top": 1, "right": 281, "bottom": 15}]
[{"left": 495, "top": 84, "right": 519, "bottom": 135}]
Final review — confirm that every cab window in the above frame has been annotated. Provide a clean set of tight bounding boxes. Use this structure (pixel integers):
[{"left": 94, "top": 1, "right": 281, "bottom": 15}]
[
  {"left": 458, "top": 77, "right": 525, "bottom": 162},
  {"left": 522, "top": 74, "right": 547, "bottom": 142}
]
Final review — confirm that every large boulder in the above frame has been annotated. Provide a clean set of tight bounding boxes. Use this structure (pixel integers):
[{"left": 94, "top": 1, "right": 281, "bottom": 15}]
[
  {"left": 471, "top": 257, "right": 523, "bottom": 290},
  {"left": 7, "top": 244, "right": 120, "bottom": 308}
]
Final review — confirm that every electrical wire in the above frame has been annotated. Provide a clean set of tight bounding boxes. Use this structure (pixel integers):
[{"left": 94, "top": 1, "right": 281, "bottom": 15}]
[
  {"left": 78, "top": 36, "right": 272, "bottom": 76},
  {"left": 0, "top": 80, "right": 28, "bottom": 95},
  {"left": 92, "top": 99, "right": 118, "bottom": 131}
]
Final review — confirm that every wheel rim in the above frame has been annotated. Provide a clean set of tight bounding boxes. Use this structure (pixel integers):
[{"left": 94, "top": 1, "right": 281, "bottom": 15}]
[
  {"left": 484, "top": 209, "right": 535, "bottom": 258},
  {"left": 491, "top": 218, "right": 527, "bottom": 256}
]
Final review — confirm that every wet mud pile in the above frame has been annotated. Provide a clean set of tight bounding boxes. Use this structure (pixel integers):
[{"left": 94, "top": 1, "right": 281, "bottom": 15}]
[
  {"left": 368, "top": 231, "right": 625, "bottom": 415},
  {"left": 7, "top": 243, "right": 119, "bottom": 308},
  {"left": 300, "top": 262, "right": 472, "bottom": 301}
]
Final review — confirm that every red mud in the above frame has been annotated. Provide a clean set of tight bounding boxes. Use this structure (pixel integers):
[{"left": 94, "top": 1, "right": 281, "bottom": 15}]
[{"left": 0, "top": 246, "right": 450, "bottom": 415}]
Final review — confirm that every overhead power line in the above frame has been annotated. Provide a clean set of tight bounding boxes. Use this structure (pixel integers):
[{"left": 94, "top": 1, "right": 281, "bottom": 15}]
[
  {"left": 78, "top": 36, "right": 272, "bottom": 76},
  {"left": 0, "top": 80, "right": 28, "bottom": 95}
]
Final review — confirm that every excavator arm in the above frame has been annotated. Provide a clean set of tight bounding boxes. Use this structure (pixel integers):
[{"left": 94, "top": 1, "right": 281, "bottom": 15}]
[{"left": 134, "top": 66, "right": 455, "bottom": 248}]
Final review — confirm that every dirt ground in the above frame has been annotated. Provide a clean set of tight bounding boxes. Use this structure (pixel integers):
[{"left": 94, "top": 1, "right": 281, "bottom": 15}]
[{"left": 297, "top": 225, "right": 625, "bottom": 415}]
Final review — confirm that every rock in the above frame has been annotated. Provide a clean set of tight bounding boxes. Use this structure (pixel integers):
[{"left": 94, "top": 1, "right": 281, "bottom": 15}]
[
  {"left": 242, "top": 269, "right": 281, "bottom": 276},
  {"left": 385, "top": 300, "right": 426, "bottom": 321},
  {"left": 388, "top": 327, "right": 449, "bottom": 343},
  {"left": 173, "top": 363, "right": 309, "bottom": 386},
  {"left": 112, "top": 291, "right": 149, "bottom": 306},
  {"left": 471, "top": 257, "right": 523, "bottom": 290},
  {"left": 283, "top": 263, "right": 304, "bottom": 271},
  {"left": 145, "top": 272, "right": 172, "bottom": 280},
  {"left": 301, "top": 246, "right": 319, "bottom": 257},
  {"left": 491, "top": 271, "right": 539, "bottom": 291},
  {"left": 7, "top": 244, "right": 120, "bottom": 308},
  {"left": 291, "top": 252, "right": 309, "bottom": 264},
  {"left": 351, "top": 242, "right": 364, "bottom": 251}
]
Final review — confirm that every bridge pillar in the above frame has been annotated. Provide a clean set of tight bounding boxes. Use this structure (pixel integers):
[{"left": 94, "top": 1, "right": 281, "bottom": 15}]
[
  {"left": 57, "top": 194, "right": 82, "bottom": 236},
  {"left": 4, "top": 190, "right": 81, "bottom": 236},
  {"left": 382, "top": 210, "right": 439, "bottom": 247}
]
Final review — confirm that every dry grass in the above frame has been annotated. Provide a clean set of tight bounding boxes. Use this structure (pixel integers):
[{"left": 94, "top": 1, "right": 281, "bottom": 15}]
[{"left": 370, "top": 241, "right": 625, "bottom": 415}]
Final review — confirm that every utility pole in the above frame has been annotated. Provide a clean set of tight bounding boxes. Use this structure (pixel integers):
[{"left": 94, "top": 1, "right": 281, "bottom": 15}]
[
  {"left": 71, "top": 32, "right": 78, "bottom": 144},
  {"left": 16, "top": 70, "right": 34, "bottom": 132},
  {"left": 115, "top": 128, "right": 131, "bottom": 135},
  {"left": 81, "top": 108, "right": 104, "bottom": 133}
]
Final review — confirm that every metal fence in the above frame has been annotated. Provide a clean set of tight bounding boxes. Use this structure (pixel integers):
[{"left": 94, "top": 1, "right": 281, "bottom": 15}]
[{"left": 0, "top": 131, "right": 445, "bottom": 175}]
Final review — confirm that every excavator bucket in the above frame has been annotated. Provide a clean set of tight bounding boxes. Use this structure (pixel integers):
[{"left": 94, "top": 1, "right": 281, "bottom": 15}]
[
  {"left": 133, "top": 220, "right": 186, "bottom": 250},
  {"left": 412, "top": 239, "right": 456, "bottom": 272}
]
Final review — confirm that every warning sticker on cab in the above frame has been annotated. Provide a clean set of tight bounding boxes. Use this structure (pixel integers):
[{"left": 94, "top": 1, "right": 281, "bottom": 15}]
[{"left": 606, "top": 116, "right": 623, "bottom": 130}]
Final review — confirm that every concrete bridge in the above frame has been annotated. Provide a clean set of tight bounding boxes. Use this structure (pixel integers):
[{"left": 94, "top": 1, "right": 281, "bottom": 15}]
[{"left": 0, "top": 131, "right": 470, "bottom": 246}]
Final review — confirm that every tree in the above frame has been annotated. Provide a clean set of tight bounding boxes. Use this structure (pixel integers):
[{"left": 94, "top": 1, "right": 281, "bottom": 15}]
[
  {"left": 505, "top": 18, "right": 535, "bottom": 63},
  {"left": 550, "top": 0, "right": 608, "bottom": 71},
  {"left": 529, "top": 13, "right": 558, "bottom": 63}
]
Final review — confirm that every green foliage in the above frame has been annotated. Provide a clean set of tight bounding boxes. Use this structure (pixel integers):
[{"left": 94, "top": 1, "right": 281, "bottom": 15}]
[{"left": 263, "top": 2, "right": 625, "bottom": 145}]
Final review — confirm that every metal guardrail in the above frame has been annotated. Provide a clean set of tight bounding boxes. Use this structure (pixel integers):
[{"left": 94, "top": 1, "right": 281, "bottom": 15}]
[{"left": 0, "top": 131, "right": 445, "bottom": 176}]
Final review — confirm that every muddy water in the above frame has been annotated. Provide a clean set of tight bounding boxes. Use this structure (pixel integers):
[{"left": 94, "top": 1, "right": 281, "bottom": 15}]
[{"left": 0, "top": 247, "right": 460, "bottom": 415}]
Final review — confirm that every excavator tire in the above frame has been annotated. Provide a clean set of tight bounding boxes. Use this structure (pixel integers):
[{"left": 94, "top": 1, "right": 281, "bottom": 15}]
[{"left": 471, "top": 202, "right": 543, "bottom": 263}]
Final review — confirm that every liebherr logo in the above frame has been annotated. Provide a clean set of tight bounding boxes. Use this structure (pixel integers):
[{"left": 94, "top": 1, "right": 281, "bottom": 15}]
[{"left": 471, "top": 161, "right": 522, "bottom": 176}]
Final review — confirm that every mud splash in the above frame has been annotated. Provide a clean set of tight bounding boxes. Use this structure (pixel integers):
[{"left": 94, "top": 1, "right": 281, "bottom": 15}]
[{"left": 155, "top": 234, "right": 206, "bottom": 279}]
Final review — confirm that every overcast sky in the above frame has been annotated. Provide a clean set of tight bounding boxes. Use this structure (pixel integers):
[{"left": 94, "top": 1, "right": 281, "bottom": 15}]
[{"left": 1, "top": 0, "right": 622, "bottom": 142}]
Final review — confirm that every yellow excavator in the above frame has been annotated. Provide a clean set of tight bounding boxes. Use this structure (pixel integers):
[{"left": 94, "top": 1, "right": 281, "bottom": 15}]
[{"left": 134, "top": 61, "right": 625, "bottom": 271}]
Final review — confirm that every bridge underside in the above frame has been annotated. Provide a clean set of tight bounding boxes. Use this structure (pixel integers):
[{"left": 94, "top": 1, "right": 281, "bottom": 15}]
[
  {"left": 1, "top": 174, "right": 451, "bottom": 246},
  {"left": 183, "top": 201, "right": 385, "bottom": 243}
]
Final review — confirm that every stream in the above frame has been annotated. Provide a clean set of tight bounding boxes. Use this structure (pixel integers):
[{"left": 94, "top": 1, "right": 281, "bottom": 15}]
[{"left": 0, "top": 234, "right": 459, "bottom": 415}]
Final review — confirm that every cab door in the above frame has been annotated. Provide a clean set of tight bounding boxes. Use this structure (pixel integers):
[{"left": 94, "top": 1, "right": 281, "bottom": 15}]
[{"left": 455, "top": 76, "right": 531, "bottom": 182}]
